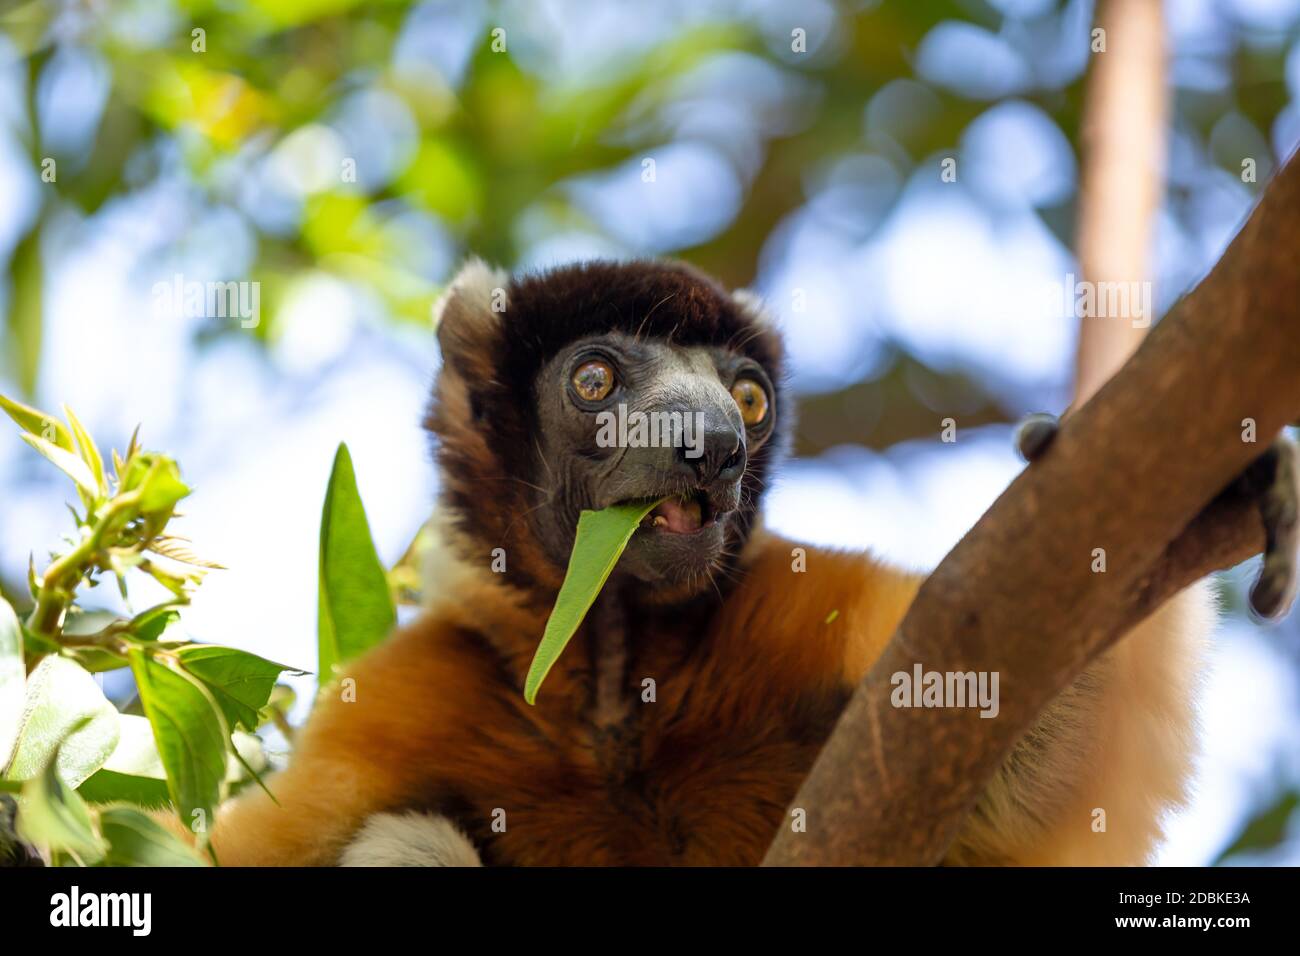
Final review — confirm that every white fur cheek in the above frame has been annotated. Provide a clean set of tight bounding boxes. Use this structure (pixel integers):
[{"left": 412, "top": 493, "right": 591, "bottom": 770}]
[{"left": 340, "top": 812, "right": 483, "bottom": 867}]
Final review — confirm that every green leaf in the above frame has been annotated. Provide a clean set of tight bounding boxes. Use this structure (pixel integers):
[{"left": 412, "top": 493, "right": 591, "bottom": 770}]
[
  {"left": 61, "top": 404, "right": 107, "bottom": 497},
  {"left": 125, "top": 454, "right": 190, "bottom": 513},
  {"left": 4, "top": 226, "right": 43, "bottom": 398},
  {"left": 0, "top": 597, "right": 23, "bottom": 773},
  {"left": 1213, "top": 791, "right": 1300, "bottom": 864},
  {"left": 81, "top": 712, "right": 168, "bottom": 804},
  {"left": 128, "top": 604, "right": 183, "bottom": 641},
  {"left": 176, "top": 645, "right": 299, "bottom": 733},
  {"left": 0, "top": 393, "right": 74, "bottom": 452},
  {"left": 78, "top": 714, "right": 263, "bottom": 806},
  {"left": 101, "top": 714, "right": 165, "bottom": 776},
  {"left": 523, "top": 499, "right": 662, "bottom": 704},
  {"left": 318, "top": 443, "right": 396, "bottom": 678},
  {"left": 77, "top": 769, "right": 170, "bottom": 807},
  {"left": 17, "top": 752, "right": 106, "bottom": 865},
  {"left": 128, "top": 648, "right": 228, "bottom": 846},
  {"left": 18, "top": 431, "right": 100, "bottom": 502},
  {"left": 1, "top": 656, "right": 120, "bottom": 788},
  {"left": 97, "top": 806, "right": 205, "bottom": 866}
]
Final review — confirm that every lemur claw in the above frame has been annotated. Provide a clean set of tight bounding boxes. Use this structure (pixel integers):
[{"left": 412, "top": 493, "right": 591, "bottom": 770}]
[
  {"left": 1236, "top": 437, "right": 1300, "bottom": 621},
  {"left": 1014, "top": 414, "right": 1300, "bottom": 621},
  {"left": 1015, "top": 413, "right": 1059, "bottom": 463}
]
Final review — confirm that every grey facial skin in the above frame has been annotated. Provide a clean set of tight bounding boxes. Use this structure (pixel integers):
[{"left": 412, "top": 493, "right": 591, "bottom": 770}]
[{"left": 531, "top": 330, "right": 775, "bottom": 587}]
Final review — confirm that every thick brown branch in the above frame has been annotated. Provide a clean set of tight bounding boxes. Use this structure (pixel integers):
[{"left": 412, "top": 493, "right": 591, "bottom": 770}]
[{"left": 762, "top": 152, "right": 1300, "bottom": 866}]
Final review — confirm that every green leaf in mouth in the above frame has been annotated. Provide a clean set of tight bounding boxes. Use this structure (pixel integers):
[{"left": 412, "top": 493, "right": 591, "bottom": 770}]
[{"left": 523, "top": 498, "right": 662, "bottom": 705}]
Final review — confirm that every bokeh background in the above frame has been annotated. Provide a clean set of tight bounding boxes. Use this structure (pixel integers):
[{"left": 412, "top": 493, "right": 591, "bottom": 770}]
[{"left": 2, "top": 0, "right": 1299, "bottom": 864}]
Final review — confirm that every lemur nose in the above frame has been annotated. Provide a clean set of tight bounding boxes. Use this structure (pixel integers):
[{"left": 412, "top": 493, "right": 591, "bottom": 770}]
[{"left": 678, "top": 418, "right": 746, "bottom": 484}]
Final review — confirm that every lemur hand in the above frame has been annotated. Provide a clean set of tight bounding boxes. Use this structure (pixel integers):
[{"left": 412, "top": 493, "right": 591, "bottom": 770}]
[{"left": 1014, "top": 413, "right": 1300, "bottom": 620}]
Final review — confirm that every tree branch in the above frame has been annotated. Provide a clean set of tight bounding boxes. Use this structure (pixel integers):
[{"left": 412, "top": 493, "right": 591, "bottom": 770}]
[
  {"left": 761, "top": 151, "right": 1300, "bottom": 866},
  {"left": 1073, "top": 0, "right": 1168, "bottom": 402}
]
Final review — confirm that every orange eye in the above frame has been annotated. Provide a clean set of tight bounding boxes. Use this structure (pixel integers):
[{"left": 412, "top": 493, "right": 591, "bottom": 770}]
[
  {"left": 572, "top": 360, "right": 615, "bottom": 402},
  {"left": 731, "top": 378, "right": 769, "bottom": 426}
]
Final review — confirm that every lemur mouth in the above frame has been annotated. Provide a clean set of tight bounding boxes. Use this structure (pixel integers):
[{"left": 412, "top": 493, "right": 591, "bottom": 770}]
[{"left": 638, "top": 491, "right": 716, "bottom": 535}]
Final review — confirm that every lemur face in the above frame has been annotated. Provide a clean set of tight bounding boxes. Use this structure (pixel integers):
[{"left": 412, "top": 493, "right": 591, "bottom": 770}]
[
  {"left": 531, "top": 330, "right": 778, "bottom": 586},
  {"left": 427, "top": 259, "right": 786, "bottom": 601}
]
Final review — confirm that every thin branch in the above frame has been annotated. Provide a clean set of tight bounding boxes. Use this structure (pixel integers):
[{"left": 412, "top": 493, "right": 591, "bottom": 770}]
[{"left": 1073, "top": 0, "right": 1168, "bottom": 403}]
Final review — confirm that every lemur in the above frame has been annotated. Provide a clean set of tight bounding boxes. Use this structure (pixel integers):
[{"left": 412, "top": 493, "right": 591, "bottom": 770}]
[{"left": 204, "top": 258, "right": 1297, "bottom": 866}]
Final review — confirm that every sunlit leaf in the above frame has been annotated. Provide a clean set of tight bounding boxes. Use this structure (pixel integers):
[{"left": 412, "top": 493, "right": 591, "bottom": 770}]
[
  {"left": 127, "top": 454, "right": 191, "bottom": 513},
  {"left": 97, "top": 806, "right": 205, "bottom": 866},
  {"left": 1214, "top": 791, "right": 1300, "bottom": 864},
  {"left": 146, "top": 537, "right": 224, "bottom": 569},
  {"left": 389, "top": 518, "right": 435, "bottom": 606},
  {"left": 1, "top": 656, "right": 120, "bottom": 788},
  {"left": 77, "top": 768, "right": 170, "bottom": 807},
  {"left": 17, "top": 752, "right": 106, "bottom": 865},
  {"left": 318, "top": 442, "right": 395, "bottom": 678},
  {"left": 0, "top": 0, "right": 59, "bottom": 57},
  {"left": 128, "top": 648, "right": 228, "bottom": 846},
  {"left": 61, "top": 404, "right": 107, "bottom": 497},
  {"left": 0, "top": 597, "right": 23, "bottom": 772},
  {"left": 524, "top": 499, "right": 662, "bottom": 704},
  {"left": 142, "top": 60, "right": 273, "bottom": 149},
  {"left": 18, "top": 432, "right": 99, "bottom": 502},
  {"left": 302, "top": 193, "right": 382, "bottom": 258},
  {"left": 0, "top": 392, "right": 74, "bottom": 452},
  {"left": 248, "top": 0, "right": 365, "bottom": 30},
  {"left": 129, "top": 604, "right": 183, "bottom": 642},
  {"left": 399, "top": 138, "right": 484, "bottom": 226},
  {"left": 79, "top": 714, "right": 262, "bottom": 806},
  {"left": 177, "top": 645, "right": 300, "bottom": 733},
  {"left": 138, "top": 559, "right": 196, "bottom": 598},
  {"left": 4, "top": 226, "right": 43, "bottom": 398}
]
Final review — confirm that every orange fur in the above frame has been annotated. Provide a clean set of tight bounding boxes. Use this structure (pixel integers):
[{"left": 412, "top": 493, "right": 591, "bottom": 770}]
[{"left": 206, "top": 527, "right": 1205, "bottom": 866}]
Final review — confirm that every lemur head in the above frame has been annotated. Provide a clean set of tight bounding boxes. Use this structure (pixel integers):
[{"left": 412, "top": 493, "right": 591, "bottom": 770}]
[{"left": 426, "top": 259, "right": 786, "bottom": 604}]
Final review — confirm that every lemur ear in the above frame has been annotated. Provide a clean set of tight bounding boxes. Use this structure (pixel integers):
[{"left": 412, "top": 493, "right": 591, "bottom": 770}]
[
  {"left": 731, "top": 288, "right": 778, "bottom": 328},
  {"left": 433, "top": 258, "right": 510, "bottom": 379}
]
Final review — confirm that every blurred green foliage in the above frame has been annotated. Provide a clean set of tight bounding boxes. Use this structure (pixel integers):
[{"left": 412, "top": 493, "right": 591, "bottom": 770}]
[
  {"left": 3, "top": 0, "right": 1292, "bottom": 412},
  {"left": 2, "top": 0, "right": 1298, "bottom": 864}
]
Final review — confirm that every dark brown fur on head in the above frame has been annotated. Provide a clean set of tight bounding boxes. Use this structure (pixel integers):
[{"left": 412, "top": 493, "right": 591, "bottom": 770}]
[{"left": 424, "top": 258, "right": 787, "bottom": 605}]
